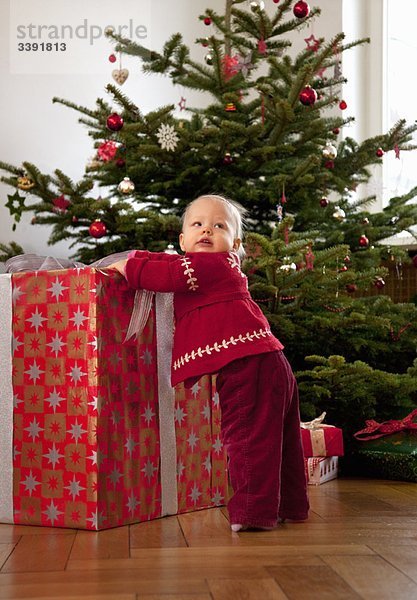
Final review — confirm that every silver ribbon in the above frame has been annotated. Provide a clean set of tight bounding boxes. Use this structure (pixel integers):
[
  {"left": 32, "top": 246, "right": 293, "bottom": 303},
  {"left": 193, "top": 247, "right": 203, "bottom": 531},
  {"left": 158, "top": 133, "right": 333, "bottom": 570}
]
[
  {"left": 0, "top": 275, "right": 14, "bottom": 523},
  {"left": 155, "top": 292, "right": 178, "bottom": 516}
]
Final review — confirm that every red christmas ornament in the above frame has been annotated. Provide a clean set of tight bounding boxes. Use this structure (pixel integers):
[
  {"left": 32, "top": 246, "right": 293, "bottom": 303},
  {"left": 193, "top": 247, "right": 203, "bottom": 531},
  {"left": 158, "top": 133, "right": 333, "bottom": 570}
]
[
  {"left": 293, "top": 1, "right": 310, "bottom": 18},
  {"left": 332, "top": 127, "right": 340, "bottom": 134},
  {"left": 324, "top": 160, "right": 335, "bottom": 169},
  {"left": 89, "top": 220, "right": 107, "bottom": 238},
  {"left": 338, "top": 265, "right": 348, "bottom": 272},
  {"left": 273, "top": 0, "right": 280, "bottom": 3},
  {"left": 106, "top": 113, "right": 124, "bottom": 132},
  {"left": 52, "top": 194, "right": 71, "bottom": 212},
  {"left": 374, "top": 277, "right": 385, "bottom": 289},
  {"left": 97, "top": 140, "right": 118, "bottom": 162},
  {"left": 109, "top": 54, "right": 117, "bottom": 63},
  {"left": 346, "top": 283, "right": 358, "bottom": 293},
  {"left": 319, "top": 197, "right": 329, "bottom": 207},
  {"left": 359, "top": 234, "right": 369, "bottom": 248},
  {"left": 376, "top": 147, "right": 384, "bottom": 157},
  {"left": 223, "top": 152, "right": 233, "bottom": 165},
  {"left": 339, "top": 100, "right": 347, "bottom": 110},
  {"left": 299, "top": 85, "right": 317, "bottom": 106},
  {"left": 116, "top": 158, "right": 126, "bottom": 168},
  {"left": 203, "top": 16, "right": 212, "bottom": 25},
  {"left": 344, "top": 255, "right": 351, "bottom": 264}
]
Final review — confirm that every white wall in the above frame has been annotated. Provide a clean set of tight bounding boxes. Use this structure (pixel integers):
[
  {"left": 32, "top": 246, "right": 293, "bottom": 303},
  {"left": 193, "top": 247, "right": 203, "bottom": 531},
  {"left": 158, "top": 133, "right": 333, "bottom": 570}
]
[{"left": 0, "top": 0, "right": 344, "bottom": 260}]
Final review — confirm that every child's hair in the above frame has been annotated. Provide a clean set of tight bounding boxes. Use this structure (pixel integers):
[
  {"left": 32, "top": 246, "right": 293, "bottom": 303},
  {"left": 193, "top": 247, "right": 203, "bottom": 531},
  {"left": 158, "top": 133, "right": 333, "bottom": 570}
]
[{"left": 182, "top": 194, "right": 247, "bottom": 258}]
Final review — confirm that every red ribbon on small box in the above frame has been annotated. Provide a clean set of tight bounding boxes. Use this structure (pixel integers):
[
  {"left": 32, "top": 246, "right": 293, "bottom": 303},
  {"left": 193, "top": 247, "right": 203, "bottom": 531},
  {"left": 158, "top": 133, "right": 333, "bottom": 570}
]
[
  {"left": 354, "top": 408, "right": 417, "bottom": 441},
  {"left": 300, "top": 412, "right": 344, "bottom": 457}
]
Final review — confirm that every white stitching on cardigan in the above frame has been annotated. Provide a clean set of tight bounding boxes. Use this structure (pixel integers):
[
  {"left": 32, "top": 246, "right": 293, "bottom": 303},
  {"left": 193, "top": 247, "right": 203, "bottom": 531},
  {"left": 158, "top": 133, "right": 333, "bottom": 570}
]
[
  {"left": 181, "top": 257, "right": 199, "bottom": 291},
  {"left": 227, "top": 253, "right": 246, "bottom": 278},
  {"left": 173, "top": 328, "right": 272, "bottom": 370}
]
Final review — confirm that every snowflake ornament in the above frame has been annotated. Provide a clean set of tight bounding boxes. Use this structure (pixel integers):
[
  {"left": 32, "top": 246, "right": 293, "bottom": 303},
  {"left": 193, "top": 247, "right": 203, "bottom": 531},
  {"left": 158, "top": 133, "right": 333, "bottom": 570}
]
[
  {"left": 236, "top": 52, "right": 254, "bottom": 77},
  {"left": 156, "top": 123, "right": 179, "bottom": 152}
]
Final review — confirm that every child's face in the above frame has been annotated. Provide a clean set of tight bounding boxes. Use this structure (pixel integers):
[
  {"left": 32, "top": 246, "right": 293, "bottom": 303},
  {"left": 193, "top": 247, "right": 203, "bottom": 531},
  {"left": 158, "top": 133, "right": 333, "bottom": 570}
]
[{"left": 179, "top": 197, "right": 241, "bottom": 254}]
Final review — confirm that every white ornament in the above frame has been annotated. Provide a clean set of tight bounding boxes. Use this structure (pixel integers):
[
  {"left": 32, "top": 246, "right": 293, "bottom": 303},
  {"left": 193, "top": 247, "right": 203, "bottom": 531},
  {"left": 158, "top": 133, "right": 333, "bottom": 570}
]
[
  {"left": 112, "top": 68, "right": 129, "bottom": 85},
  {"left": 156, "top": 123, "right": 180, "bottom": 152},
  {"left": 250, "top": 1, "right": 265, "bottom": 11}
]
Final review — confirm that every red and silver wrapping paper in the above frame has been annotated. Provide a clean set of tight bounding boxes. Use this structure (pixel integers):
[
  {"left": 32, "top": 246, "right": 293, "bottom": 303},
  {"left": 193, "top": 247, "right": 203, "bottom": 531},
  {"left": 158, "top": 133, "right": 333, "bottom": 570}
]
[
  {"left": 300, "top": 413, "right": 344, "bottom": 458},
  {"left": 0, "top": 268, "right": 227, "bottom": 530}
]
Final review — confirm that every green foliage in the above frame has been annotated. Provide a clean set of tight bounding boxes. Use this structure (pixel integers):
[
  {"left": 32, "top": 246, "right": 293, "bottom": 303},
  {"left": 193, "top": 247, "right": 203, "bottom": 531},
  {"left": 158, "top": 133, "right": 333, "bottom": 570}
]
[
  {"left": 0, "top": 241, "right": 24, "bottom": 262},
  {"left": 296, "top": 355, "right": 417, "bottom": 450}
]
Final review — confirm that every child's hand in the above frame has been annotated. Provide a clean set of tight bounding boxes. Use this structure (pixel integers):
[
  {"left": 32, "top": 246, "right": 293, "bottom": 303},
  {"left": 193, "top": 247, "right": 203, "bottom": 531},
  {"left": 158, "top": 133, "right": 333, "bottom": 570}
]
[{"left": 107, "top": 259, "right": 128, "bottom": 276}]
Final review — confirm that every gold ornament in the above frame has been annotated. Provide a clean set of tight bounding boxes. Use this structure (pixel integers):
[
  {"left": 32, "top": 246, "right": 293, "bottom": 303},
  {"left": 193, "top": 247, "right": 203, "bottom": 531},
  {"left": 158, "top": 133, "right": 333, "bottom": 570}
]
[
  {"left": 17, "top": 175, "right": 35, "bottom": 190},
  {"left": 332, "top": 206, "right": 346, "bottom": 222},
  {"left": 118, "top": 176, "right": 135, "bottom": 195}
]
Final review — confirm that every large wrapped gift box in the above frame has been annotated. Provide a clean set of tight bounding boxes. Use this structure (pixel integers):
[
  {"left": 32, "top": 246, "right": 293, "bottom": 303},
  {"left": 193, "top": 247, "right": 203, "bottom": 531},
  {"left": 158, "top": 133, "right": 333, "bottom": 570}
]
[
  {"left": 351, "top": 410, "right": 417, "bottom": 483},
  {"left": 0, "top": 267, "right": 227, "bottom": 530},
  {"left": 300, "top": 413, "right": 344, "bottom": 458}
]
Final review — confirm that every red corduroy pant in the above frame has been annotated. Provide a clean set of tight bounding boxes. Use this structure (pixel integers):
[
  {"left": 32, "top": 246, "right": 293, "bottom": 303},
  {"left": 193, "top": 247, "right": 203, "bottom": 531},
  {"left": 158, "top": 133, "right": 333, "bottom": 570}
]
[{"left": 216, "top": 351, "right": 309, "bottom": 528}]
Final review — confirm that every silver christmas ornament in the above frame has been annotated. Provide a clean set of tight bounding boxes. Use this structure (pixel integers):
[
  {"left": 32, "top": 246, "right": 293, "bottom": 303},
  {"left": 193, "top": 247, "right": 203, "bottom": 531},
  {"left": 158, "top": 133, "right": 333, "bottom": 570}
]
[
  {"left": 118, "top": 176, "right": 135, "bottom": 195},
  {"left": 323, "top": 142, "right": 338, "bottom": 160}
]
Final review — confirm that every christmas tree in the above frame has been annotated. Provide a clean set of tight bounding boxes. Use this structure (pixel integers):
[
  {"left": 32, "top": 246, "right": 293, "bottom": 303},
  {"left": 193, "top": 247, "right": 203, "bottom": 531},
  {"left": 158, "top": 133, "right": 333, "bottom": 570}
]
[{"left": 1, "top": 0, "right": 417, "bottom": 439}]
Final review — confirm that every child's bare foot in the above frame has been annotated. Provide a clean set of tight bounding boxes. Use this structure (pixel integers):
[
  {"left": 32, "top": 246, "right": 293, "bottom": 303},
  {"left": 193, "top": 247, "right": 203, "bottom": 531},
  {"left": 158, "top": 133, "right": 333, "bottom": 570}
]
[{"left": 231, "top": 523, "right": 275, "bottom": 532}]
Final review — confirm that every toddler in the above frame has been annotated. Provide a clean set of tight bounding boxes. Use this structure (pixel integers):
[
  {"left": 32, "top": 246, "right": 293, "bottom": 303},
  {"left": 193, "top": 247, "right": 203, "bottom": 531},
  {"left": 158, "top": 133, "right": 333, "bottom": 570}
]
[{"left": 110, "top": 194, "right": 309, "bottom": 531}]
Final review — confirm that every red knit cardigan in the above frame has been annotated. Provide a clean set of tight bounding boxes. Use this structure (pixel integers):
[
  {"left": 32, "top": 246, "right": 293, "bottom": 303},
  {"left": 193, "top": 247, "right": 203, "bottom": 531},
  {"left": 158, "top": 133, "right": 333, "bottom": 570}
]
[{"left": 125, "top": 251, "right": 283, "bottom": 386}]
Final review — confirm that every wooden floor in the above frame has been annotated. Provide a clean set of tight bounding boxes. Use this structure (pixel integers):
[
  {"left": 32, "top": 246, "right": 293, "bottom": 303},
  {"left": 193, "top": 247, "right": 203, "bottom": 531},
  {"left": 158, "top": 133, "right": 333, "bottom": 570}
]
[{"left": 1, "top": 478, "right": 417, "bottom": 599}]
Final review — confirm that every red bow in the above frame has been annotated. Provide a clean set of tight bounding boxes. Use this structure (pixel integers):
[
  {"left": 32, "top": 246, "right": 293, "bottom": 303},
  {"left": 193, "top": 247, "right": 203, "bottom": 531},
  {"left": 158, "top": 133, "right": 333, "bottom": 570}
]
[{"left": 354, "top": 408, "right": 417, "bottom": 441}]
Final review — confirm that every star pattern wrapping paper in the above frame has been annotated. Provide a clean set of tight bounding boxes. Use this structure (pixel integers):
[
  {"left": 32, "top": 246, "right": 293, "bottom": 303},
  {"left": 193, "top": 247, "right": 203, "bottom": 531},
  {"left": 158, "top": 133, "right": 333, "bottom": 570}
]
[{"left": 7, "top": 267, "right": 227, "bottom": 529}]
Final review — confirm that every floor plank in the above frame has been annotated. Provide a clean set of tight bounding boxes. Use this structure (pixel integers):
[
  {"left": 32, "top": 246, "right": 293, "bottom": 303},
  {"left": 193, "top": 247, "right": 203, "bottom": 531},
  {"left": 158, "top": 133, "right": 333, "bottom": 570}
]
[
  {"left": 130, "top": 515, "right": 187, "bottom": 549},
  {"left": 208, "top": 577, "right": 287, "bottom": 599},
  {"left": 267, "top": 564, "right": 361, "bottom": 599},
  {"left": 1, "top": 533, "right": 75, "bottom": 573},
  {"left": 321, "top": 554, "right": 417, "bottom": 599},
  {"left": 69, "top": 527, "right": 129, "bottom": 560}
]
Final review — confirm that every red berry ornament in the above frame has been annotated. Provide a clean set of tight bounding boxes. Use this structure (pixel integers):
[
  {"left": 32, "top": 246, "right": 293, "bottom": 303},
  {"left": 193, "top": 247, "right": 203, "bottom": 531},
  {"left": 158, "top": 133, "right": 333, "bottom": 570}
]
[
  {"left": 339, "top": 100, "right": 347, "bottom": 110},
  {"left": 293, "top": 1, "right": 310, "bottom": 18},
  {"left": 109, "top": 54, "right": 117, "bottom": 63},
  {"left": 319, "top": 197, "right": 329, "bottom": 207},
  {"left": 374, "top": 277, "right": 385, "bottom": 289},
  {"left": 203, "top": 17, "right": 212, "bottom": 25},
  {"left": 359, "top": 234, "right": 369, "bottom": 248},
  {"left": 106, "top": 113, "right": 124, "bottom": 132},
  {"left": 223, "top": 152, "right": 233, "bottom": 165},
  {"left": 346, "top": 283, "right": 357, "bottom": 293},
  {"left": 89, "top": 220, "right": 107, "bottom": 238},
  {"left": 299, "top": 85, "right": 317, "bottom": 106},
  {"left": 332, "top": 127, "right": 340, "bottom": 135},
  {"left": 376, "top": 147, "right": 384, "bottom": 157}
]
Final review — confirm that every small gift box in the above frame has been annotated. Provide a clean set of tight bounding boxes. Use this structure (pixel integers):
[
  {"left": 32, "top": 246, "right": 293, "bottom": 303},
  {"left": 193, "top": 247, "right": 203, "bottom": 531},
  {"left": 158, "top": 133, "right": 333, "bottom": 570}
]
[
  {"left": 300, "top": 412, "right": 344, "bottom": 458},
  {"left": 0, "top": 262, "right": 228, "bottom": 529},
  {"left": 304, "top": 456, "right": 339, "bottom": 485},
  {"left": 351, "top": 409, "right": 417, "bottom": 482}
]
